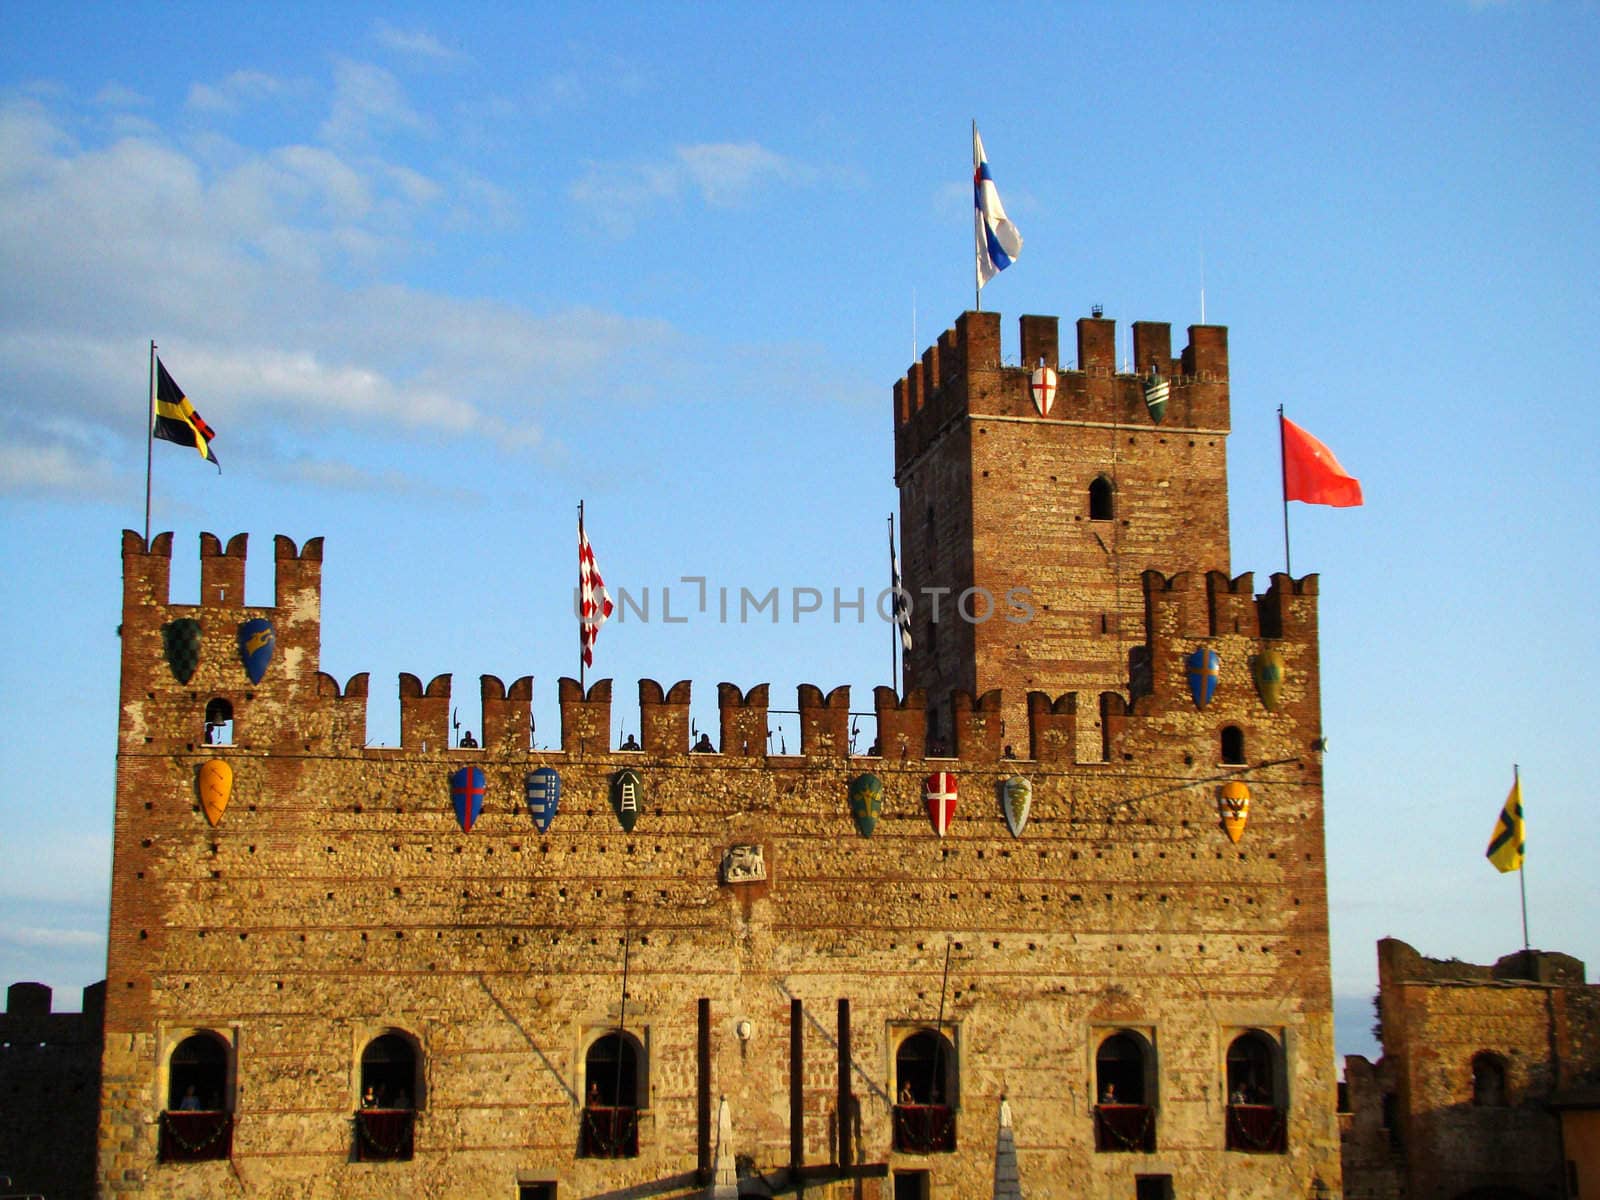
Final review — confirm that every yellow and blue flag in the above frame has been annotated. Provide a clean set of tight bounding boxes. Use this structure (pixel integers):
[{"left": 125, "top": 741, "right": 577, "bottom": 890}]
[
  {"left": 153, "top": 359, "right": 220, "bottom": 469},
  {"left": 1485, "top": 775, "right": 1525, "bottom": 873}
]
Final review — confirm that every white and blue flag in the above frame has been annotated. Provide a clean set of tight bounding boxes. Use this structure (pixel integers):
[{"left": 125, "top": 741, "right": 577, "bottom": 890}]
[{"left": 974, "top": 125, "right": 1022, "bottom": 288}]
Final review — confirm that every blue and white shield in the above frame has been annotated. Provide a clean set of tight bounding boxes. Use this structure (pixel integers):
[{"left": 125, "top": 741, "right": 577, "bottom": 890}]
[
  {"left": 1185, "top": 647, "right": 1221, "bottom": 710},
  {"left": 237, "top": 617, "right": 275, "bottom": 684},
  {"left": 525, "top": 767, "right": 560, "bottom": 833}
]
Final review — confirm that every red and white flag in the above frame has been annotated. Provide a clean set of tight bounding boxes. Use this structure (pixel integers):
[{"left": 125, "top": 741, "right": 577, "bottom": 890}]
[{"left": 579, "top": 512, "right": 613, "bottom": 668}]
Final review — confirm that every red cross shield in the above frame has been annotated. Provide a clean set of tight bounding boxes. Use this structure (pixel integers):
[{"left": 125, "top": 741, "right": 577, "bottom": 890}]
[{"left": 924, "top": 771, "right": 958, "bottom": 837}]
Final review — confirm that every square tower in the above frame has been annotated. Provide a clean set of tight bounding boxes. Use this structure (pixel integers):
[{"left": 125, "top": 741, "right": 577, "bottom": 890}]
[{"left": 893, "top": 310, "right": 1231, "bottom": 743}]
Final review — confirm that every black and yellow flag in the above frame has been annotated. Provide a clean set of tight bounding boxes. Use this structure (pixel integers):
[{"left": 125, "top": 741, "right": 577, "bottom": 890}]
[
  {"left": 153, "top": 359, "right": 220, "bottom": 469},
  {"left": 1485, "top": 776, "right": 1525, "bottom": 874}
]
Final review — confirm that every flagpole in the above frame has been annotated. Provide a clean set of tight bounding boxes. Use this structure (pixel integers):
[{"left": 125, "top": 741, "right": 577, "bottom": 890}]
[
  {"left": 144, "top": 341, "right": 157, "bottom": 545},
  {"left": 888, "top": 514, "right": 900, "bottom": 695},
  {"left": 1278, "top": 406, "right": 1292, "bottom": 577},
  {"left": 1515, "top": 763, "right": 1529, "bottom": 952},
  {"left": 585, "top": 502, "right": 592, "bottom": 700},
  {"left": 972, "top": 119, "right": 981, "bottom": 313}
]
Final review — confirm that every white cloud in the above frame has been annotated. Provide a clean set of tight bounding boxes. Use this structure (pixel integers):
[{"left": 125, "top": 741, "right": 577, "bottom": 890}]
[
  {"left": 319, "top": 59, "right": 434, "bottom": 146},
  {"left": 0, "top": 94, "right": 680, "bottom": 499},
  {"left": 571, "top": 141, "right": 817, "bottom": 237},
  {"left": 374, "top": 21, "right": 468, "bottom": 65},
  {"left": 186, "top": 70, "right": 296, "bottom": 115},
  {"left": 0, "top": 926, "right": 103, "bottom": 950}
]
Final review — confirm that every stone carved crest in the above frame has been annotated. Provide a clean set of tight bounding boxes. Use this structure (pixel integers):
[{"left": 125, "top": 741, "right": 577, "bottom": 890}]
[{"left": 721, "top": 843, "right": 766, "bottom": 884}]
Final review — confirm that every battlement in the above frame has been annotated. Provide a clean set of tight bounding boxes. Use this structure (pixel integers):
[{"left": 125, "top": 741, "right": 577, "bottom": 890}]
[{"left": 893, "top": 310, "right": 1229, "bottom": 476}]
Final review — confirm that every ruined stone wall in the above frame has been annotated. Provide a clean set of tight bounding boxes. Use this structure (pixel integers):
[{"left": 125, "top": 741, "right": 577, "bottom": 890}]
[
  {"left": 1340, "top": 938, "right": 1600, "bottom": 1200},
  {"left": 98, "top": 529, "right": 1339, "bottom": 1199},
  {"left": 1, "top": 980, "right": 105, "bottom": 1200}
]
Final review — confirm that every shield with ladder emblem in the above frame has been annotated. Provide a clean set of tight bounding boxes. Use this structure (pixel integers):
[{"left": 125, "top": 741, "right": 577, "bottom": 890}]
[
  {"left": 451, "top": 766, "right": 485, "bottom": 833},
  {"left": 1000, "top": 776, "right": 1032, "bottom": 837},
  {"left": 1185, "top": 647, "right": 1221, "bottom": 710},
  {"left": 525, "top": 767, "right": 560, "bottom": 833},
  {"left": 1029, "top": 365, "right": 1057, "bottom": 416},
  {"left": 924, "top": 771, "right": 958, "bottom": 837},
  {"left": 611, "top": 767, "right": 643, "bottom": 832}
]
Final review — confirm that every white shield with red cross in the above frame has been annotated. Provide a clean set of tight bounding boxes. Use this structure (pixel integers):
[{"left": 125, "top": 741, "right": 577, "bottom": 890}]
[
  {"left": 1029, "top": 366, "right": 1057, "bottom": 416},
  {"left": 924, "top": 771, "right": 958, "bottom": 837}
]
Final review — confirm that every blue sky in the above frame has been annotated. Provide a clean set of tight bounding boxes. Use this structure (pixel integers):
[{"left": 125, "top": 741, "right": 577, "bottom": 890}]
[{"left": 2, "top": 2, "right": 1596, "bottom": 1065}]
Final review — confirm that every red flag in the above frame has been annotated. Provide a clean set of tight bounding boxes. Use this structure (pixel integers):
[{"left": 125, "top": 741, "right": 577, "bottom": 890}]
[
  {"left": 579, "top": 513, "right": 613, "bottom": 668},
  {"left": 1282, "top": 416, "right": 1364, "bottom": 507}
]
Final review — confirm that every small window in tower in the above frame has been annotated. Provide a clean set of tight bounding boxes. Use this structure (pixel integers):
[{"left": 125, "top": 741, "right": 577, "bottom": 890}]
[
  {"left": 1221, "top": 726, "right": 1246, "bottom": 765},
  {"left": 1090, "top": 476, "right": 1115, "bottom": 521},
  {"left": 204, "top": 698, "right": 233, "bottom": 746},
  {"left": 1471, "top": 1052, "right": 1508, "bottom": 1107}
]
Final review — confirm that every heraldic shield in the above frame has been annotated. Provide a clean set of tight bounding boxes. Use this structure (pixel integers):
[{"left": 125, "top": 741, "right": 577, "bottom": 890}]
[
  {"left": 237, "top": 617, "right": 275, "bottom": 684},
  {"left": 451, "top": 766, "right": 485, "bottom": 833},
  {"left": 925, "top": 771, "right": 958, "bottom": 838},
  {"left": 197, "top": 759, "right": 232, "bottom": 826},
  {"left": 1000, "top": 776, "right": 1032, "bottom": 837},
  {"left": 848, "top": 773, "right": 883, "bottom": 838},
  {"left": 163, "top": 617, "right": 202, "bottom": 684},
  {"left": 1251, "top": 648, "right": 1286, "bottom": 712},
  {"left": 611, "top": 767, "right": 643, "bottom": 832},
  {"left": 525, "top": 767, "right": 560, "bottom": 833},
  {"left": 1185, "top": 647, "right": 1221, "bottom": 710},
  {"left": 1219, "top": 780, "right": 1251, "bottom": 844}
]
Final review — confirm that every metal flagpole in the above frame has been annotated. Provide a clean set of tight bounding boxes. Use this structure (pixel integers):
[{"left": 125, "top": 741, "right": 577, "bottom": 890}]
[
  {"left": 1515, "top": 763, "right": 1529, "bottom": 952},
  {"left": 1278, "top": 406, "right": 1293, "bottom": 577},
  {"left": 889, "top": 513, "right": 900, "bottom": 695},
  {"left": 972, "top": 119, "right": 981, "bottom": 313},
  {"left": 585, "top": 505, "right": 592, "bottom": 700},
  {"left": 144, "top": 341, "right": 157, "bottom": 545}
]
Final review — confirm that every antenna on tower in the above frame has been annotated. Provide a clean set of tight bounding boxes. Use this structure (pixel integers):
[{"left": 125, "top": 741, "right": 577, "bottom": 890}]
[{"left": 1199, "top": 235, "right": 1208, "bottom": 325}]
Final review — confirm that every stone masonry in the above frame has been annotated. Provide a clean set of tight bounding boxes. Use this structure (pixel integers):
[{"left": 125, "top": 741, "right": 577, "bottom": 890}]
[{"left": 97, "top": 309, "right": 1341, "bottom": 1199}]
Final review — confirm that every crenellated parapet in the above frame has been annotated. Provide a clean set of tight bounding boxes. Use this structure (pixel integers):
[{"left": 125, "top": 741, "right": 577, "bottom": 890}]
[
  {"left": 893, "top": 311, "right": 1230, "bottom": 477},
  {"left": 797, "top": 684, "right": 851, "bottom": 758}
]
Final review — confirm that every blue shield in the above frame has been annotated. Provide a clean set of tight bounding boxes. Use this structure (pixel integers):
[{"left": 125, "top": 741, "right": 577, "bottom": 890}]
[
  {"left": 525, "top": 767, "right": 560, "bottom": 833},
  {"left": 1185, "top": 647, "right": 1221, "bottom": 710},
  {"left": 237, "top": 617, "right": 275, "bottom": 684},
  {"left": 451, "top": 767, "right": 485, "bottom": 833}
]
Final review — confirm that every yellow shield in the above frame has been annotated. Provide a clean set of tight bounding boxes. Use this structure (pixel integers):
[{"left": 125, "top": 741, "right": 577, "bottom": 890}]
[
  {"left": 1219, "top": 780, "right": 1250, "bottom": 844},
  {"left": 1251, "top": 649, "right": 1286, "bottom": 712},
  {"left": 198, "top": 759, "right": 233, "bottom": 826}
]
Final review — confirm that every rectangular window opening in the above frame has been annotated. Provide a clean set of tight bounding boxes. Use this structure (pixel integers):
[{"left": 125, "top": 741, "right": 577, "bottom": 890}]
[
  {"left": 1135, "top": 1175, "right": 1174, "bottom": 1200},
  {"left": 893, "top": 1169, "right": 930, "bottom": 1200}
]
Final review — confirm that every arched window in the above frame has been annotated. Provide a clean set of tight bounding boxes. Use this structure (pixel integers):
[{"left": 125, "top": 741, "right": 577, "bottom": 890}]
[
  {"left": 1094, "top": 1031, "right": 1156, "bottom": 1152},
  {"left": 582, "top": 1031, "right": 645, "bottom": 1157},
  {"left": 159, "top": 1031, "right": 234, "bottom": 1162},
  {"left": 167, "top": 1031, "right": 230, "bottom": 1112},
  {"left": 893, "top": 1029, "right": 958, "bottom": 1153},
  {"left": 1089, "top": 476, "right": 1115, "bottom": 521},
  {"left": 1472, "top": 1052, "right": 1508, "bottom": 1107},
  {"left": 1226, "top": 1031, "right": 1278, "bottom": 1106},
  {"left": 204, "top": 698, "right": 233, "bottom": 746},
  {"left": 1095, "top": 1031, "right": 1149, "bottom": 1105},
  {"left": 1221, "top": 725, "right": 1246, "bottom": 765},
  {"left": 895, "top": 1029, "right": 957, "bottom": 1107},
  {"left": 360, "top": 1031, "right": 420, "bottom": 1110}
]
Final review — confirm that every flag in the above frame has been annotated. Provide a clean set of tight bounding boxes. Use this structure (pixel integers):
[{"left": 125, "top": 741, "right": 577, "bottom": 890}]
[
  {"left": 153, "top": 359, "right": 220, "bottom": 469},
  {"left": 1281, "top": 415, "right": 1361, "bottom": 507},
  {"left": 578, "top": 511, "right": 613, "bottom": 669},
  {"left": 1486, "top": 775, "right": 1525, "bottom": 873},
  {"left": 890, "top": 525, "right": 912, "bottom": 651},
  {"left": 974, "top": 125, "right": 1022, "bottom": 288}
]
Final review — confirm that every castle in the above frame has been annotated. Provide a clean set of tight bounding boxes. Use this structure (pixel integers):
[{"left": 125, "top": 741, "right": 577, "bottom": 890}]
[{"left": 91, "top": 309, "right": 1342, "bottom": 1198}]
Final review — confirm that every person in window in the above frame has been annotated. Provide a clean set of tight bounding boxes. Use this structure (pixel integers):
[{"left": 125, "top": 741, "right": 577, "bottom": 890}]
[
  {"left": 1100, "top": 1082, "right": 1117, "bottom": 1104},
  {"left": 178, "top": 1085, "right": 201, "bottom": 1111},
  {"left": 692, "top": 733, "right": 714, "bottom": 752},
  {"left": 460, "top": 730, "right": 478, "bottom": 748},
  {"left": 621, "top": 734, "right": 641, "bottom": 750},
  {"left": 899, "top": 1080, "right": 914, "bottom": 1105},
  {"left": 588, "top": 1081, "right": 602, "bottom": 1107},
  {"left": 362, "top": 1085, "right": 378, "bottom": 1109}
]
